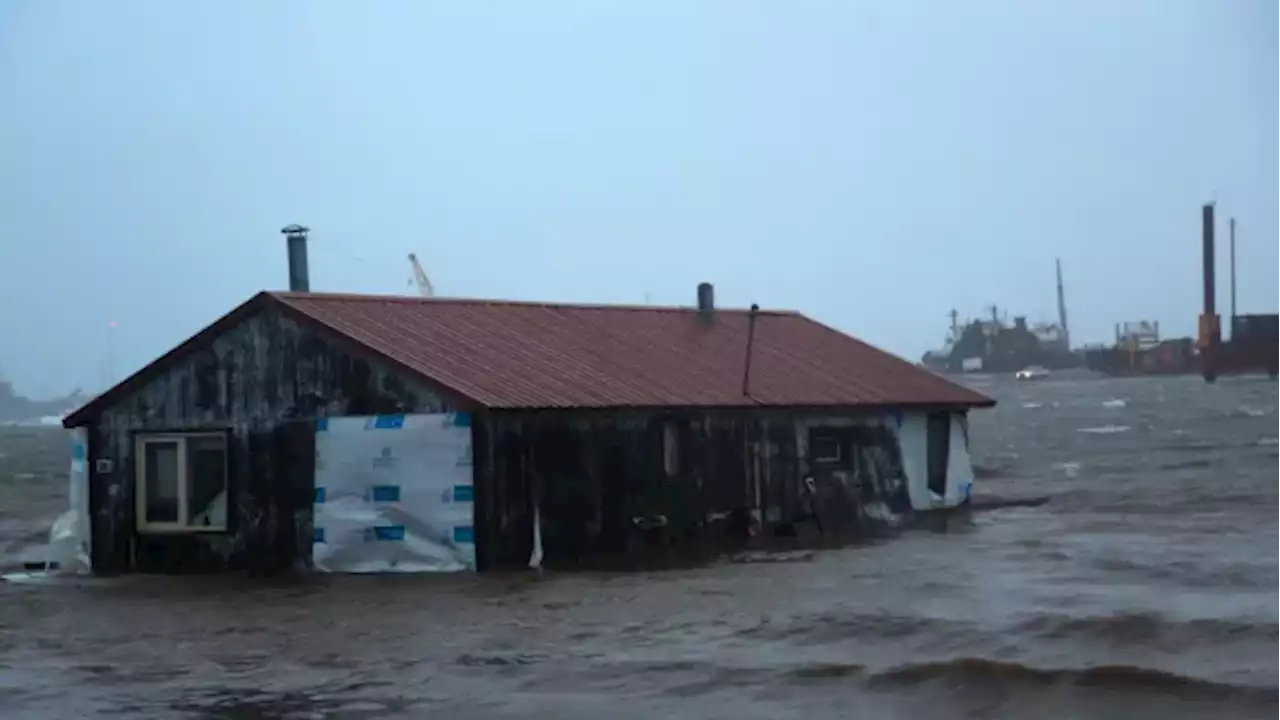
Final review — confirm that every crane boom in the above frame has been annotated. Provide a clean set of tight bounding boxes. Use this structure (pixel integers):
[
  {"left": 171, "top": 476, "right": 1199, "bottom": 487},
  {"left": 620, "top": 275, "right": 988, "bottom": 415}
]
[{"left": 408, "top": 253, "right": 435, "bottom": 298}]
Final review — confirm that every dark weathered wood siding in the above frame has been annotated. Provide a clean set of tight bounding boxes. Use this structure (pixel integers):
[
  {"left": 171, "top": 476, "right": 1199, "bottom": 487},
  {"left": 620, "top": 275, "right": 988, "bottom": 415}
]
[
  {"left": 474, "top": 410, "right": 914, "bottom": 570},
  {"left": 76, "top": 301, "right": 938, "bottom": 575},
  {"left": 85, "top": 305, "right": 450, "bottom": 574}
]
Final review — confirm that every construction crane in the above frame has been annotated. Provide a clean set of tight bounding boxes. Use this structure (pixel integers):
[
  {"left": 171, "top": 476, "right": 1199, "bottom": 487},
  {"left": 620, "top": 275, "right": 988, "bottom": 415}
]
[{"left": 407, "top": 253, "right": 435, "bottom": 298}]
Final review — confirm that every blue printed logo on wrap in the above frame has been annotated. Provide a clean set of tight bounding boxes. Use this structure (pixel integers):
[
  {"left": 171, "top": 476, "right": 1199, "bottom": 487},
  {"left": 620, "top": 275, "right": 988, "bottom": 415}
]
[
  {"left": 372, "top": 446, "right": 400, "bottom": 469},
  {"left": 365, "top": 415, "right": 405, "bottom": 430},
  {"left": 364, "top": 526, "right": 406, "bottom": 542},
  {"left": 367, "top": 485, "right": 401, "bottom": 503}
]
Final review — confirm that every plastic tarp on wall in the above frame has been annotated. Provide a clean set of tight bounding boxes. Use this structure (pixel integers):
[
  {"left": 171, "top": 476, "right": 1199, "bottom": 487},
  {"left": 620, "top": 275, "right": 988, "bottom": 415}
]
[
  {"left": 893, "top": 412, "right": 973, "bottom": 511},
  {"left": 16, "top": 427, "right": 93, "bottom": 577},
  {"left": 944, "top": 413, "right": 975, "bottom": 506},
  {"left": 312, "top": 413, "right": 476, "bottom": 573},
  {"left": 894, "top": 413, "right": 931, "bottom": 510},
  {"left": 49, "top": 428, "right": 92, "bottom": 572}
]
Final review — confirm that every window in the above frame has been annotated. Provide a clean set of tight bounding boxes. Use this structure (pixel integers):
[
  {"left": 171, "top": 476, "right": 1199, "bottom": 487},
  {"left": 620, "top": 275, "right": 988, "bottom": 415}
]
[
  {"left": 135, "top": 433, "right": 229, "bottom": 533},
  {"left": 808, "top": 427, "right": 853, "bottom": 469}
]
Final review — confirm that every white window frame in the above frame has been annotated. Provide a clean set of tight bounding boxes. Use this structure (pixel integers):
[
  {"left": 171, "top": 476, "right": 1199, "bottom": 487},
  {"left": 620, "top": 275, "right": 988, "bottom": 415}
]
[{"left": 134, "top": 432, "right": 229, "bottom": 534}]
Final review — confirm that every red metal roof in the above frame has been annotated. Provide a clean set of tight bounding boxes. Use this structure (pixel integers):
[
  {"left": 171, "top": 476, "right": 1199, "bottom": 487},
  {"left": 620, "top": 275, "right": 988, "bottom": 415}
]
[
  {"left": 268, "top": 292, "right": 993, "bottom": 410},
  {"left": 62, "top": 291, "right": 993, "bottom": 426}
]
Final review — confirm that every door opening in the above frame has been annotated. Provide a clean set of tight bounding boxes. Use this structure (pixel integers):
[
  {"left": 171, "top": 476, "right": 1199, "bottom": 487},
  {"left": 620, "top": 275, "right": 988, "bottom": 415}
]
[{"left": 926, "top": 412, "right": 951, "bottom": 497}]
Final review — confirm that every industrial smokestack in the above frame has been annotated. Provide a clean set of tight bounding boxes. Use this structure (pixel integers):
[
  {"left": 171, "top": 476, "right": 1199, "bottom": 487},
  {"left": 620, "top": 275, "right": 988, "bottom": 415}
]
[
  {"left": 1200, "top": 203, "right": 1220, "bottom": 383},
  {"left": 1202, "top": 205, "right": 1216, "bottom": 317},
  {"left": 282, "top": 224, "right": 311, "bottom": 292},
  {"left": 696, "top": 282, "right": 715, "bottom": 315}
]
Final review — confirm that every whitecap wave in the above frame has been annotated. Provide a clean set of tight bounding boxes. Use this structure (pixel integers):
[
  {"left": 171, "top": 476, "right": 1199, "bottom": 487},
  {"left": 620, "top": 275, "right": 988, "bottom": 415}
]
[
  {"left": 1053, "top": 461, "right": 1082, "bottom": 478},
  {"left": 1078, "top": 425, "right": 1131, "bottom": 434}
]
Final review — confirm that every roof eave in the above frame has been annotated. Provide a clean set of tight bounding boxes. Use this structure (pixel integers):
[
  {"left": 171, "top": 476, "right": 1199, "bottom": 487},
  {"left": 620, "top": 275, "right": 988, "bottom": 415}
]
[{"left": 483, "top": 398, "right": 996, "bottom": 413}]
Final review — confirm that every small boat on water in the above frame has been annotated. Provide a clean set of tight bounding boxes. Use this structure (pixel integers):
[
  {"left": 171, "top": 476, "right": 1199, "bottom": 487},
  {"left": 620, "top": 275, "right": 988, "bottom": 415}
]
[{"left": 1015, "top": 365, "right": 1050, "bottom": 381}]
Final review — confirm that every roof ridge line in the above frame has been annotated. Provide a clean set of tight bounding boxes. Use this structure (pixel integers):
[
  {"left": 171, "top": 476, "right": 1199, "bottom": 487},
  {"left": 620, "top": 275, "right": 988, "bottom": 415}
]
[{"left": 268, "top": 290, "right": 800, "bottom": 315}]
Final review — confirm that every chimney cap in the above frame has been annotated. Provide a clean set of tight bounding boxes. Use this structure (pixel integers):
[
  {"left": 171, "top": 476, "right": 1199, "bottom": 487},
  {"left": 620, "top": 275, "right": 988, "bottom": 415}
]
[{"left": 281, "top": 224, "right": 310, "bottom": 236}]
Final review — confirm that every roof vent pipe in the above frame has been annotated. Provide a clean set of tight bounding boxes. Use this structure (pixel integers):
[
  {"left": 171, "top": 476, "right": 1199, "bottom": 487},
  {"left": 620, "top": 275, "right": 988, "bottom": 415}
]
[
  {"left": 282, "top": 224, "right": 311, "bottom": 292},
  {"left": 697, "top": 282, "right": 715, "bottom": 315},
  {"left": 742, "top": 303, "right": 760, "bottom": 397}
]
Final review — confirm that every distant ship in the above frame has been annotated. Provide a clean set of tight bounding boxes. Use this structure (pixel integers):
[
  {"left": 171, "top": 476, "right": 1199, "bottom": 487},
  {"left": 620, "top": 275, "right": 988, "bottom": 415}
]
[{"left": 921, "top": 260, "right": 1083, "bottom": 375}]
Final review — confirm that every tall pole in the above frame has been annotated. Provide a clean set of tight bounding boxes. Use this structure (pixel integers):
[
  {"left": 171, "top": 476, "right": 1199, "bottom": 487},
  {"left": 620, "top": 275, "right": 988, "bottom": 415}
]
[
  {"left": 1055, "top": 258, "right": 1069, "bottom": 349},
  {"left": 1229, "top": 217, "right": 1237, "bottom": 334}
]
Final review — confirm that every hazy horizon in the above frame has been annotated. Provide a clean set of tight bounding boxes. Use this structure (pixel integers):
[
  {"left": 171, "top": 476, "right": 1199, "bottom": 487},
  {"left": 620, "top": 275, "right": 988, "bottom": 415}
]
[{"left": 2, "top": 0, "right": 1276, "bottom": 399}]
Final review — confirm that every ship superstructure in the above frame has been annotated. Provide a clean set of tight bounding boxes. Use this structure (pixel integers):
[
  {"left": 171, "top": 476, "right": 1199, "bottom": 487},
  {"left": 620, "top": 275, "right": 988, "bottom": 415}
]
[{"left": 921, "top": 260, "right": 1081, "bottom": 374}]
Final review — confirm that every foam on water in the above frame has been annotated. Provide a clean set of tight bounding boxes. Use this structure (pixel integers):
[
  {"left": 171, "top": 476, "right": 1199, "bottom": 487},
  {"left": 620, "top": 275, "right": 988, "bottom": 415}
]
[{"left": 1078, "top": 424, "right": 1131, "bottom": 434}]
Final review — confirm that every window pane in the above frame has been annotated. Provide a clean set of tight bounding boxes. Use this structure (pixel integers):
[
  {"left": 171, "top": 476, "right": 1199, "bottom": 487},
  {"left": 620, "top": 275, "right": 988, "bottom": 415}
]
[
  {"left": 186, "top": 436, "right": 227, "bottom": 528},
  {"left": 144, "top": 441, "right": 180, "bottom": 524}
]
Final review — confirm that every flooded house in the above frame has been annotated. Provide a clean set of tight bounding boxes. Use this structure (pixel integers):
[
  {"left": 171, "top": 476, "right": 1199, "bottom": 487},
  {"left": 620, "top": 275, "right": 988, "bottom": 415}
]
[{"left": 59, "top": 235, "right": 994, "bottom": 576}]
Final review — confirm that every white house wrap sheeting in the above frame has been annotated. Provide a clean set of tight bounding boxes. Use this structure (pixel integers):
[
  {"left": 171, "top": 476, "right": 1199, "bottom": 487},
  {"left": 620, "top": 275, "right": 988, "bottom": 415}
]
[
  {"left": 894, "top": 411, "right": 974, "bottom": 511},
  {"left": 59, "top": 427, "right": 93, "bottom": 572},
  {"left": 8, "top": 428, "right": 92, "bottom": 582},
  {"left": 312, "top": 413, "right": 476, "bottom": 573}
]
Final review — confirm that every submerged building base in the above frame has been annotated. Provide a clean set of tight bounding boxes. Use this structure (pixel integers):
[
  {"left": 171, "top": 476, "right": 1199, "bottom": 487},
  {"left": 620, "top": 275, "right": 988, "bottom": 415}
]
[{"left": 46, "top": 404, "right": 981, "bottom": 576}]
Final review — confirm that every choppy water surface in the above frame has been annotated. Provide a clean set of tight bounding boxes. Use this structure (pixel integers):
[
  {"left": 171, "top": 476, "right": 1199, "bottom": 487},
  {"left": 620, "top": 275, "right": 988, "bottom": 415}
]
[{"left": 1, "top": 376, "right": 1276, "bottom": 719}]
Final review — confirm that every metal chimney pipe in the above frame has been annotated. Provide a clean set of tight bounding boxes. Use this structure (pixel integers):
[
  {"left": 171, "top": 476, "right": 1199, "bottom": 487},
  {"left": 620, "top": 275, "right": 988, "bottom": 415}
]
[
  {"left": 282, "top": 224, "right": 311, "bottom": 292},
  {"left": 696, "top": 282, "right": 715, "bottom": 315}
]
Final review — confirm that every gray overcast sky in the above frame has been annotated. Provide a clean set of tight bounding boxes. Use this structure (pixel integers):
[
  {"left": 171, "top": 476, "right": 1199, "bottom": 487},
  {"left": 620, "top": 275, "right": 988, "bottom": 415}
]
[{"left": 1, "top": 0, "right": 1276, "bottom": 398}]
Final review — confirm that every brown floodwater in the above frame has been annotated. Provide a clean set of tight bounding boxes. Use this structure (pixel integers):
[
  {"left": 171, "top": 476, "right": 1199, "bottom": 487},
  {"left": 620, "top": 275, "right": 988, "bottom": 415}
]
[{"left": 1, "top": 375, "right": 1276, "bottom": 719}]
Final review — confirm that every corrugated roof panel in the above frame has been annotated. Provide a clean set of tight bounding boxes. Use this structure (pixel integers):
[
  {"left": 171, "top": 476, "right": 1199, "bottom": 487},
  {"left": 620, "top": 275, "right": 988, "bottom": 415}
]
[{"left": 271, "top": 292, "right": 993, "bottom": 410}]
